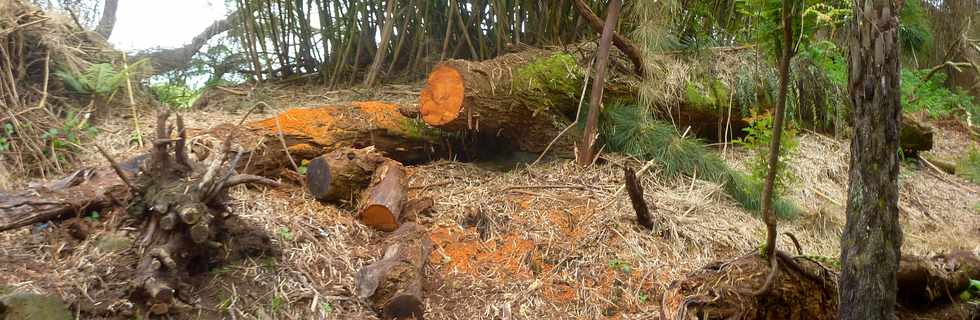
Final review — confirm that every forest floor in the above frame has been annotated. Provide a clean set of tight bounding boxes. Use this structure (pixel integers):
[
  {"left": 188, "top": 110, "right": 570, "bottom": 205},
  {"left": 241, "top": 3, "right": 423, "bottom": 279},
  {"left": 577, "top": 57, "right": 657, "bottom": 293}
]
[{"left": 1, "top": 83, "right": 978, "bottom": 319}]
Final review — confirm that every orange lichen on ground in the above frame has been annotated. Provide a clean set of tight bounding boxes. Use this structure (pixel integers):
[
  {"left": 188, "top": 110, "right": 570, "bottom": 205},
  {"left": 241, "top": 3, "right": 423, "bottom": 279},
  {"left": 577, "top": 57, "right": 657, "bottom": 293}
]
[
  {"left": 541, "top": 283, "right": 578, "bottom": 304},
  {"left": 419, "top": 64, "right": 464, "bottom": 126},
  {"left": 428, "top": 226, "right": 545, "bottom": 279},
  {"left": 543, "top": 206, "right": 592, "bottom": 240}
]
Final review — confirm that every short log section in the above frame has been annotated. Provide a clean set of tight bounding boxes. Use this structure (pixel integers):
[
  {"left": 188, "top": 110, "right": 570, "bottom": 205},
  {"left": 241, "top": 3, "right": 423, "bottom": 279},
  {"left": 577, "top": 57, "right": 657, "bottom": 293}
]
[
  {"left": 355, "top": 222, "right": 433, "bottom": 319},
  {"left": 358, "top": 160, "right": 407, "bottom": 232}
]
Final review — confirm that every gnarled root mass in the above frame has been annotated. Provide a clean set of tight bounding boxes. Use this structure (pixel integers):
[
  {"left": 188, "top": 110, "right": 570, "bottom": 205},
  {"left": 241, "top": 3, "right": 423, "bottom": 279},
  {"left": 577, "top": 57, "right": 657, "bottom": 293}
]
[
  {"left": 127, "top": 110, "right": 278, "bottom": 315},
  {"left": 661, "top": 250, "right": 980, "bottom": 320}
]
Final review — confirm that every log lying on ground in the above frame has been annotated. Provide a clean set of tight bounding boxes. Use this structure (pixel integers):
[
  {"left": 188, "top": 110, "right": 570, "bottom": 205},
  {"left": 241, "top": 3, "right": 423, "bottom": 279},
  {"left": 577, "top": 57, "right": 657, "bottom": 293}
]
[
  {"left": 1, "top": 102, "right": 438, "bottom": 232},
  {"left": 901, "top": 114, "right": 934, "bottom": 154},
  {"left": 358, "top": 160, "right": 407, "bottom": 232},
  {"left": 197, "top": 101, "right": 451, "bottom": 176},
  {"left": 306, "top": 146, "right": 387, "bottom": 203},
  {"left": 0, "top": 156, "right": 145, "bottom": 232},
  {"left": 897, "top": 250, "right": 980, "bottom": 306},
  {"left": 355, "top": 222, "right": 433, "bottom": 320},
  {"left": 420, "top": 49, "right": 586, "bottom": 155}
]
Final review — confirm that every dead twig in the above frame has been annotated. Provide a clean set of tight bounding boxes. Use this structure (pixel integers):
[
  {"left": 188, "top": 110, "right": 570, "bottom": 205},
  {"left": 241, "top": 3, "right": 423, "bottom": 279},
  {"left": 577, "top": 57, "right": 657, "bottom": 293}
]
[
  {"left": 624, "top": 166, "right": 655, "bottom": 230},
  {"left": 783, "top": 232, "right": 803, "bottom": 255},
  {"left": 94, "top": 145, "right": 138, "bottom": 193}
]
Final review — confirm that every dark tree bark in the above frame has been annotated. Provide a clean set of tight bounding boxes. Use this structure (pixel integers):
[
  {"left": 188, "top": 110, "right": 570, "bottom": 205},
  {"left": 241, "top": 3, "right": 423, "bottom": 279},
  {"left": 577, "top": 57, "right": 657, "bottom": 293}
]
[
  {"left": 419, "top": 49, "right": 584, "bottom": 155},
  {"left": 576, "top": 0, "right": 621, "bottom": 166},
  {"left": 839, "top": 0, "right": 904, "bottom": 319},
  {"left": 355, "top": 222, "right": 432, "bottom": 319},
  {"left": 624, "top": 167, "right": 654, "bottom": 230},
  {"left": 94, "top": 0, "right": 118, "bottom": 39}
]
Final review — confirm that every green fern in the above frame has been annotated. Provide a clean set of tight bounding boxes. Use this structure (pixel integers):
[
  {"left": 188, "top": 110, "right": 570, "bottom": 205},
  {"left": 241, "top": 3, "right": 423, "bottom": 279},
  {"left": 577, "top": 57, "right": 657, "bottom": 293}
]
[
  {"left": 957, "top": 148, "right": 980, "bottom": 185},
  {"left": 55, "top": 60, "right": 147, "bottom": 97},
  {"left": 601, "top": 103, "right": 801, "bottom": 219}
]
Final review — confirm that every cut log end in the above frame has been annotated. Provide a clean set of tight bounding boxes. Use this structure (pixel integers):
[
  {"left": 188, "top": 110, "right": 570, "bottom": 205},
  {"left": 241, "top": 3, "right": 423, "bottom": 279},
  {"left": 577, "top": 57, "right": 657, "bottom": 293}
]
[
  {"left": 420, "top": 64, "right": 464, "bottom": 126},
  {"left": 361, "top": 205, "right": 399, "bottom": 232}
]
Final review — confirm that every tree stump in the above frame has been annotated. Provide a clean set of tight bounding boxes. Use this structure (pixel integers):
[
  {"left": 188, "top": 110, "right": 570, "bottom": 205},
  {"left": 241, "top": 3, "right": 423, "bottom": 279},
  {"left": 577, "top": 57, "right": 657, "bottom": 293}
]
[
  {"left": 355, "top": 222, "right": 433, "bottom": 320},
  {"left": 126, "top": 110, "right": 278, "bottom": 315}
]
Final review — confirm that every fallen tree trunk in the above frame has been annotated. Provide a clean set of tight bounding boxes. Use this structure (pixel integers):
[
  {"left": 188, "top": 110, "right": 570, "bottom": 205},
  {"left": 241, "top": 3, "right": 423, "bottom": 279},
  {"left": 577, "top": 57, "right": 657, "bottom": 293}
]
[
  {"left": 358, "top": 160, "right": 407, "bottom": 232},
  {"left": 355, "top": 222, "right": 433, "bottom": 320},
  {"left": 419, "top": 49, "right": 585, "bottom": 155},
  {"left": 901, "top": 114, "right": 934, "bottom": 154},
  {"left": 0, "top": 156, "right": 145, "bottom": 232},
  {"left": 897, "top": 250, "right": 980, "bottom": 307},
  {"left": 196, "top": 101, "right": 452, "bottom": 176},
  {"left": 1, "top": 102, "right": 444, "bottom": 232},
  {"left": 306, "top": 146, "right": 387, "bottom": 203}
]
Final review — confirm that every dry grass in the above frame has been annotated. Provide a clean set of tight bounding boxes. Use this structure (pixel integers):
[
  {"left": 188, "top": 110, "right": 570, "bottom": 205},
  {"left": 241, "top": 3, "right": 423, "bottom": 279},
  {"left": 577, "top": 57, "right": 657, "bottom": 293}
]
[{"left": 1, "top": 91, "right": 978, "bottom": 319}]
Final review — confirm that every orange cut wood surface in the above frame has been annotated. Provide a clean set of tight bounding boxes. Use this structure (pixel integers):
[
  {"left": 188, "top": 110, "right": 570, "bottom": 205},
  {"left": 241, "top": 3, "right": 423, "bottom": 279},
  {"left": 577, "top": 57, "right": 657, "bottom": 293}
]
[{"left": 420, "top": 64, "right": 464, "bottom": 125}]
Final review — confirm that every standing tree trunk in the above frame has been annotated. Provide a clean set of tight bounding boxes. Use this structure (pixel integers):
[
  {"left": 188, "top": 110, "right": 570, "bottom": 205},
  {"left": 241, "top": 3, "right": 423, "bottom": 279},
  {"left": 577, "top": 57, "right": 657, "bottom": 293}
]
[
  {"left": 577, "top": 0, "right": 621, "bottom": 166},
  {"left": 94, "top": 0, "right": 119, "bottom": 39},
  {"left": 760, "top": 0, "right": 795, "bottom": 262},
  {"left": 839, "top": 0, "right": 904, "bottom": 319},
  {"left": 363, "top": 0, "right": 397, "bottom": 87}
]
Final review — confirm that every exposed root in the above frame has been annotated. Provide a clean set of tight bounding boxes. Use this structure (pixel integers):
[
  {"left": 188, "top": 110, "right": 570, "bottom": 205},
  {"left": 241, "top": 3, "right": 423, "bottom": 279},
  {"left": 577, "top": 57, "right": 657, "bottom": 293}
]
[{"left": 124, "top": 108, "right": 278, "bottom": 315}]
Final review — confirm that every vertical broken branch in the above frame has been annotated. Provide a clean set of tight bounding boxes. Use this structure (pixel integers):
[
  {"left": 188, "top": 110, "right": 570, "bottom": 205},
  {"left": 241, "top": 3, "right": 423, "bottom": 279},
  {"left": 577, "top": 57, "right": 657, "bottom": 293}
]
[{"left": 624, "top": 166, "right": 655, "bottom": 230}]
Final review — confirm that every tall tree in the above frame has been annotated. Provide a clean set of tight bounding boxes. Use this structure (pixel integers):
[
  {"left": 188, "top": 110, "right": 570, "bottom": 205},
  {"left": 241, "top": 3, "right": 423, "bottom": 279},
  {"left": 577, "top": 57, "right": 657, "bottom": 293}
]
[
  {"left": 839, "top": 0, "right": 904, "bottom": 318},
  {"left": 93, "top": 0, "right": 118, "bottom": 38}
]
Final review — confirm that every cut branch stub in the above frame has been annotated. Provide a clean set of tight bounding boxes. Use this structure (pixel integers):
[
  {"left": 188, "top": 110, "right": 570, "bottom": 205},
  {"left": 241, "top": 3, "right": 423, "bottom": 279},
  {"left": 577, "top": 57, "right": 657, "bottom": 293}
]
[
  {"left": 624, "top": 166, "right": 655, "bottom": 230},
  {"left": 307, "top": 146, "right": 387, "bottom": 203},
  {"left": 358, "top": 160, "right": 407, "bottom": 232},
  {"left": 355, "top": 222, "right": 432, "bottom": 319}
]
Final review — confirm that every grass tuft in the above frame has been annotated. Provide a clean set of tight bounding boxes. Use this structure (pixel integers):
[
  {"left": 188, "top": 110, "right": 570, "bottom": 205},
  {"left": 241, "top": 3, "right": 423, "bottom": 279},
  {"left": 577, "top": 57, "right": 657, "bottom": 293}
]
[{"left": 600, "top": 103, "right": 801, "bottom": 219}]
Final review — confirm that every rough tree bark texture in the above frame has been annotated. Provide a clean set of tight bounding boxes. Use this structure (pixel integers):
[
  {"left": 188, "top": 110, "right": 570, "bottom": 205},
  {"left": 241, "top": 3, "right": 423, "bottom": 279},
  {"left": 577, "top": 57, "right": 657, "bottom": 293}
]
[
  {"left": 624, "top": 167, "right": 654, "bottom": 230},
  {"left": 419, "top": 49, "right": 582, "bottom": 155},
  {"left": 0, "top": 156, "right": 144, "bottom": 232},
  {"left": 577, "top": 0, "right": 621, "bottom": 166},
  {"left": 200, "top": 101, "right": 447, "bottom": 176},
  {"left": 355, "top": 222, "right": 433, "bottom": 319},
  {"left": 306, "top": 146, "right": 387, "bottom": 203},
  {"left": 358, "top": 160, "right": 407, "bottom": 232},
  {"left": 94, "top": 0, "right": 118, "bottom": 39},
  {"left": 839, "top": 0, "right": 903, "bottom": 319}
]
